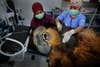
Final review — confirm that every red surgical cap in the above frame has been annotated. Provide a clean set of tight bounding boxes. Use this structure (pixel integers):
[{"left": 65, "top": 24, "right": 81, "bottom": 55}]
[{"left": 32, "top": 2, "right": 43, "bottom": 14}]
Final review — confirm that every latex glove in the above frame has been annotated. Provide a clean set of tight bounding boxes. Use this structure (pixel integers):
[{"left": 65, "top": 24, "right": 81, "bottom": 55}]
[
  {"left": 57, "top": 22, "right": 62, "bottom": 31},
  {"left": 62, "top": 29, "right": 75, "bottom": 43}
]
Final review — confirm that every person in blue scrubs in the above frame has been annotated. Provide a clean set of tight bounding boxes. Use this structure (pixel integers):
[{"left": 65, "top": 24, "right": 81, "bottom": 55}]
[{"left": 56, "top": 0, "right": 86, "bottom": 43}]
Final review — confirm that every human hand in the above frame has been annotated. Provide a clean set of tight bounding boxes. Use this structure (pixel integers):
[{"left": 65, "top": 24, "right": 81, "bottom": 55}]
[{"left": 62, "top": 29, "right": 75, "bottom": 43}]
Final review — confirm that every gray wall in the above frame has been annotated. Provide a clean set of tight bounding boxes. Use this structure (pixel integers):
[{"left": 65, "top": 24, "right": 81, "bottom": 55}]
[
  {"left": 0, "top": 0, "right": 7, "bottom": 18},
  {"left": 13, "top": 0, "right": 62, "bottom": 26},
  {"left": 0, "top": 0, "right": 100, "bottom": 26}
]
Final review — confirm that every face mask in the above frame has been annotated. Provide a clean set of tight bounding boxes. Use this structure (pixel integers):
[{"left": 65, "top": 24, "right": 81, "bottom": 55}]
[
  {"left": 69, "top": 9, "right": 79, "bottom": 16},
  {"left": 35, "top": 12, "right": 44, "bottom": 19}
]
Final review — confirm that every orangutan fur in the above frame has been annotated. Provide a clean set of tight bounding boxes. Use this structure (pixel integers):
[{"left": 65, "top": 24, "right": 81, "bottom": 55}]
[
  {"left": 48, "top": 28, "right": 100, "bottom": 67},
  {"left": 33, "top": 27, "right": 100, "bottom": 67},
  {"left": 43, "top": 28, "right": 61, "bottom": 47},
  {"left": 77, "top": 28, "right": 100, "bottom": 53},
  {"left": 73, "top": 28, "right": 100, "bottom": 66},
  {"left": 49, "top": 45, "right": 73, "bottom": 67}
]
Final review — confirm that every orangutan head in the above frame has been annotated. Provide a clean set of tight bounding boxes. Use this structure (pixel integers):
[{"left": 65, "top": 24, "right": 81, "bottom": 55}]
[{"left": 33, "top": 26, "right": 61, "bottom": 54}]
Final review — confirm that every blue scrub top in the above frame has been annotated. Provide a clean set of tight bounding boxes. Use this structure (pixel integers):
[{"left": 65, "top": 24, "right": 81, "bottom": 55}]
[{"left": 57, "top": 11, "right": 86, "bottom": 28}]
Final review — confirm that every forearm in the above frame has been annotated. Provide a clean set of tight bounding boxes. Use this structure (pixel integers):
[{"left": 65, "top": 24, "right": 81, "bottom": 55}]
[
  {"left": 55, "top": 18, "right": 60, "bottom": 25},
  {"left": 55, "top": 18, "right": 63, "bottom": 31},
  {"left": 74, "top": 26, "right": 84, "bottom": 33}
]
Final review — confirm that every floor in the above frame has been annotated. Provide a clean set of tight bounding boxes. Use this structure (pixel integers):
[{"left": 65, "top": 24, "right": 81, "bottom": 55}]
[{"left": 0, "top": 52, "right": 49, "bottom": 67}]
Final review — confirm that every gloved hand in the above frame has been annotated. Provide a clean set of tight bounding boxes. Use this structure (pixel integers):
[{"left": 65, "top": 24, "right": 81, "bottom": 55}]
[
  {"left": 62, "top": 29, "right": 75, "bottom": 43},
  {"left": 56, "top": 22, "right": 62, "bottom": 31}
]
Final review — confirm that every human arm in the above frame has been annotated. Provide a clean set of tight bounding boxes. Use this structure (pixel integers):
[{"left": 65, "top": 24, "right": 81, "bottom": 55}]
[
  {"left": 48, "top": 14, "right": 56, "bottom": 28},
  {"left": 74, "top": 18, "right": 86, "bottom": 33},
  {"left": 30, "top": 18, "right": 38, "bottom": 30},
  {"left": 62, "top": 17, "right": 86, "bottom": 43},
  {"left": 74, "top": 26, "right": 84, "bottom": 33},
  {"left": 55, "top": 11, "right": 68, "bottom": 31},
  {"left": 55, "top": 18, "right": 62, "bottom": 31}
]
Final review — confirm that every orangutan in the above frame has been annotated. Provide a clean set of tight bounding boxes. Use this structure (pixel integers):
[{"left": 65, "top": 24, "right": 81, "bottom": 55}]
[{"left": 33, "top": 27, "right": 100, "bottom": 67}]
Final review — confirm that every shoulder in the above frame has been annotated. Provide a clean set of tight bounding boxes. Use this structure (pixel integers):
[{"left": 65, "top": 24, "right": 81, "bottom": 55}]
[
  {"left": 78, "top": 13, "right": 86, "bottom": 19},
  {"left": 61, "top": 10, "right": 69, "bottom": 15},
  {"left": 45, "top": 13, "right": 52, "bottom": 18},
  {"left": 58, "top": 10, "right": 69, "bottom": 18},
  {"left": 31, "top": 17, "right": 36, "bottom": 23},
  {"left": 45, "top": 13, "right": 54, "bottom": 20}
]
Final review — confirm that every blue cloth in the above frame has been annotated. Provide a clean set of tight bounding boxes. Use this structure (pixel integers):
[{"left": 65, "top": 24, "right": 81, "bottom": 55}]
[{"left": 57, "top": 11, "right": 86, "bottom": 28}]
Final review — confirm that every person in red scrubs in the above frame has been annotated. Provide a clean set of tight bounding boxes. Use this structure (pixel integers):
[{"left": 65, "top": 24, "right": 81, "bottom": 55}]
[{"left": 31, "top": 2, "right": 56, "bottom": 30}]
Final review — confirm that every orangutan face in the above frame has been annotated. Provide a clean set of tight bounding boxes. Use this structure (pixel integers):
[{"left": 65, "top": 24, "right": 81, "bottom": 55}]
[{"left": 33, "top": 26, "right": 61, "bottom": 54}]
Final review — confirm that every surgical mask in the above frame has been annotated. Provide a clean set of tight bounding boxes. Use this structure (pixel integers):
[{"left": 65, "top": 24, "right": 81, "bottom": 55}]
[
  {"left": 35, "top": 12, "right": 44, "bottom": 19},
  {"left": 69, "top": 9, "right": 79, "bottom": 16}
]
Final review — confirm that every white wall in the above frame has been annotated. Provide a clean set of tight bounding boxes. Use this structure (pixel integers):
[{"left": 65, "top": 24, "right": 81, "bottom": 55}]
[
  {"left": 13, "top": 0, "right": 62, "bottom": 26},
  {"left": 0, "top": 0, "right": 7, "bottom": 18}
]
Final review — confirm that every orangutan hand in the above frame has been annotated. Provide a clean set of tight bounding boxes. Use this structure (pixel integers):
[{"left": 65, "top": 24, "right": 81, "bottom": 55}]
[{"left": 62, "top": 29, "right": 75, "bottom": 43}]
